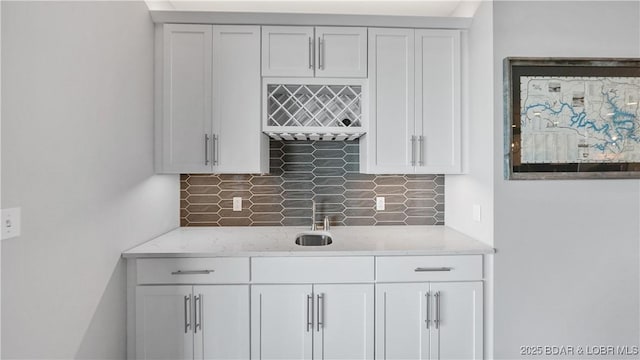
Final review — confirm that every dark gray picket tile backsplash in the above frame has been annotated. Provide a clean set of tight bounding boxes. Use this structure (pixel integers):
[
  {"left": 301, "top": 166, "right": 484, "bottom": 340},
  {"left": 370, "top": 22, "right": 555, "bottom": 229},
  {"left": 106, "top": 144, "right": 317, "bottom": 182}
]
[{"left": 180, "top": 140, "right": 444, "bottom": 226}]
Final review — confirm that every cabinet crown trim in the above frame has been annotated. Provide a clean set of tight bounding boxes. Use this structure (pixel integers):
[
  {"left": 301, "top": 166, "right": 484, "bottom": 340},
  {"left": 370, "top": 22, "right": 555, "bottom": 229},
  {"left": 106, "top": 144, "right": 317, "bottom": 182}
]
[{"left": 149, "top": 11, "right": 472, "bottom": 29}]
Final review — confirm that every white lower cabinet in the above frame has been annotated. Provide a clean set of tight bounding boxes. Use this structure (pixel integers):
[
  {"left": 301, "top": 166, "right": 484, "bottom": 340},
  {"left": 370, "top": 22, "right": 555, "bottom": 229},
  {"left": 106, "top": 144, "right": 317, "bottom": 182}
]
[
  {"left": 136, "top": 286, "right": 194, "bottom": 360},
  {"left": 251, "top": 284, "right": 313, "bottom": 360},
  {"left": 375, "top": 282, "right": 483, "bottom": 360},
  {"left": 136, "top": 285, "right": 249, "bottom": 360},
  {"left": 130, "top": 255, "right": 483, "bottom": 360},
  {"left": 251, "top": 284, "right": 374, "bottom": 360}
]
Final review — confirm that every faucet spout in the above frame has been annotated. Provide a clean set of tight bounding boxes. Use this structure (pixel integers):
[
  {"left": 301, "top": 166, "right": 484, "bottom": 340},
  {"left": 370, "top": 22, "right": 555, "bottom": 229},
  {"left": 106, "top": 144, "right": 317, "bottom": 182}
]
[{"left": 311, "top": 200, "right": 317, "bottom": 230}]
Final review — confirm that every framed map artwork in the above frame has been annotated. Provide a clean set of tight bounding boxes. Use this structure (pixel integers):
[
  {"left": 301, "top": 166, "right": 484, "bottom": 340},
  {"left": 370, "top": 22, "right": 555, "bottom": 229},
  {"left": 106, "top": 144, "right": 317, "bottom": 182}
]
[{"left": 504, "top": 58, "right": 640, "bottom": 179}]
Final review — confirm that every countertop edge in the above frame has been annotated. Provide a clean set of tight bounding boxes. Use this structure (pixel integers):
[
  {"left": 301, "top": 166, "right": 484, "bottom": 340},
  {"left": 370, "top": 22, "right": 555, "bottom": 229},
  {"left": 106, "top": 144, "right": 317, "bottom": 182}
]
[{"left": 122, "top": 248, "right": 496, "bottom": 259}]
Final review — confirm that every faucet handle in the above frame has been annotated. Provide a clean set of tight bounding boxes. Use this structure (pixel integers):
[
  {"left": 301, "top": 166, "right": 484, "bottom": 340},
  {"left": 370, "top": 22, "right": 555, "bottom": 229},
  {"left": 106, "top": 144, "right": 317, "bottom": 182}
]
[{"left": 323, "top": 216, "right": 330, "bottom": 231}]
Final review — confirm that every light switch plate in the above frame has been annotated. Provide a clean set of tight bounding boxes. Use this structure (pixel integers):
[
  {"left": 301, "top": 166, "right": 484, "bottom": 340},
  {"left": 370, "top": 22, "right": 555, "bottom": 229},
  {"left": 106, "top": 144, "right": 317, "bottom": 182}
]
[
  {"left": 2, "top": 207, "right": 21, "bottom": 240},
  {"left": 233, "top": 197, "right": 242, "bottom": 212},
  {"left": 376, "top": 197, "right": 385, "bottom": 211}
]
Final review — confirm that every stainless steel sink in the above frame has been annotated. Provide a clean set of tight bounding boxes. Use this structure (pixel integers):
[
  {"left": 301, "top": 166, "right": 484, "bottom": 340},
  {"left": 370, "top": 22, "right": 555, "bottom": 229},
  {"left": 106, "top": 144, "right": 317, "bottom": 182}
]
[{"left": 295, "top": 233, "right": 333, "bottom": 246}]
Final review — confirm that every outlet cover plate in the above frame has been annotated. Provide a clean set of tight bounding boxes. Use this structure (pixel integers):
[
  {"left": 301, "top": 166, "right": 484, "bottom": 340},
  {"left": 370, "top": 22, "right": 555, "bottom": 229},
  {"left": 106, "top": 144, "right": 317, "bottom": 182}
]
[
  {"left": 2, "top": 207, "right": 21, "bottom": 240},
  {"left": 473, "top": 204, "right": 482, "bottom": 222},
  {"left": 233, "top": 197, "right": 242, "bottom": 212}
]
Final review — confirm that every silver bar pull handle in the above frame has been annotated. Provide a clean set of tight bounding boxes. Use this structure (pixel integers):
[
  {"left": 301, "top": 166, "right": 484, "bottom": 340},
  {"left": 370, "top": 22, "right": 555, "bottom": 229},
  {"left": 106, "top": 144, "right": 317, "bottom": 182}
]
[
  {"left": 434, "top": 291, "right": 441, "bottom": 329},
  {"left": 194, "top": 294, "right": 202, "bottom": 333},
  {"left": 184, "top": 295, "right": 191, "bottom": 333},
  {"left": 172, "top": 270, "right": 214, "bottom": 275},
  {"left": 410, "top": 135, "right": 416, "bottom": 166},
  {"left": 204, "top": 134, "right": 210, "bottom": 166},
  {"left": 306, "top": 294, "right": 313, "bottom": 332},
  {"left": 212, "top": 134, "right": 219, "bottom": 165},
  {"left": 308, "top": 37, "right": 313, "bottom": 69},
  {"left": 316, "top": 293, "right": 324, "bottom": 331},
  {"left": 418, "top": 135, "right": 425, "bottom": 166},
  {"left": 318, "top": 37, "right": 323, "bottom": 70},
  {"left": 414, "top": 267, "right": 452, "bottom": 272},
  {"left": 425, "top": 291, "right": 431, "bottom": 329}
]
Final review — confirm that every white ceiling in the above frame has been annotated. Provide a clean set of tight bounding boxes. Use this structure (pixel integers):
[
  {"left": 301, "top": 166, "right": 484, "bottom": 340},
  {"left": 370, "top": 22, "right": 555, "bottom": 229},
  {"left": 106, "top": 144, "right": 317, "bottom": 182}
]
[{"left": 146, "top": 0, "right": 481, "bottom": 18}]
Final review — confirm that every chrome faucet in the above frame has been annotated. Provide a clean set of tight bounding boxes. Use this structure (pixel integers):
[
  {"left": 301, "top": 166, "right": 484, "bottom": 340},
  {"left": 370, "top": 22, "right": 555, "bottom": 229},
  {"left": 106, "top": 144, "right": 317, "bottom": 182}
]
[
  {"left": 311, "top": 200, "right": 317, "bottom": 230},
  {"left": 311, "top": 200, "right": 330, "bottom": 231}
]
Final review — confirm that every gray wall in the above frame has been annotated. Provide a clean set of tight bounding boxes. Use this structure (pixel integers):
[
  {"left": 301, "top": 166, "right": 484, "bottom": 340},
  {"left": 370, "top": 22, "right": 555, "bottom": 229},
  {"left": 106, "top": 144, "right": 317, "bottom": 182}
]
[
  {"left": 446, "top": 1, "right": 494, "bottom": 246},
  {"left": 445, "top": 2, "right": 495, "bottom": 357},
  {"left": 493, "top": 1, "right": 640, "bottom": 358},
  {"left": 1, "top": 1, "right": 178, "bottom": 358}
]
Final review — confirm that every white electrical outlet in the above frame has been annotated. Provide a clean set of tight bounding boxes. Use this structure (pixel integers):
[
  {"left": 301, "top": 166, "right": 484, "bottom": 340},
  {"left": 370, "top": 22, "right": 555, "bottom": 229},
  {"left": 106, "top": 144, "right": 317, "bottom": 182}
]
[
  {"left": 2, "top": 207, "right": 21, "bottom": 240},
  {"left": 473, "top": 204, "right": 482, "bottom": 222},
  {"left": 376, "top": 197, "right": 385, "bottom": 211},
  {"left": 233, "top": 197, "right": 242, "bottom": 212}
]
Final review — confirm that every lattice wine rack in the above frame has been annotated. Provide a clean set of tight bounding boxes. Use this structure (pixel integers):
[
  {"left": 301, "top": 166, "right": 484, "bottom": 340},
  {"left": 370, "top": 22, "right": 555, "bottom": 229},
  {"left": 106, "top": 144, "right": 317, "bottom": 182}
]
[{"left": 262, "top": 78, "right": 367, "bottom": 141}]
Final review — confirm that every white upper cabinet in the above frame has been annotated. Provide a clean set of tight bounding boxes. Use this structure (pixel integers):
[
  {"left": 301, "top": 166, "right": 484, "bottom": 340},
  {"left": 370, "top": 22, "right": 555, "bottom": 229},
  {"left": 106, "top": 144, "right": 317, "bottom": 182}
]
[
  {"left": 262, "top": 26, "right": 315, "bottom": 77},
  {"left": 361, "top": 28, "right": 415, "bottom": 174},
  {"left": 315, "top": 27, "right": 367, "bottom": 78},
  {"left": 160, "top": 25, "right": 213, "bottom": 174},
  {"left": 361, "top": 28, "right": 462, "bottom": 174},
  {"left": 262, "top": 26, "right": 367, "bottom": 78},
  {"left": 156, "top": 24, "right": 268, "bottom": 174},
  {"left": 415, "top": 30, "right": 461, "bottom": 173},
  {"left": 212, "top": 26, "right": 269, "bottom": 173}
]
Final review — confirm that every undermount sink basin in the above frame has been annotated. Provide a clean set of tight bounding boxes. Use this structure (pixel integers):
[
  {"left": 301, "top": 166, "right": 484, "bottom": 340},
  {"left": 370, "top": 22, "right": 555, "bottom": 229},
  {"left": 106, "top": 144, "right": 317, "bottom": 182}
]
[{"left": 295, "top": 232, "right": 333, "bottom": 246}]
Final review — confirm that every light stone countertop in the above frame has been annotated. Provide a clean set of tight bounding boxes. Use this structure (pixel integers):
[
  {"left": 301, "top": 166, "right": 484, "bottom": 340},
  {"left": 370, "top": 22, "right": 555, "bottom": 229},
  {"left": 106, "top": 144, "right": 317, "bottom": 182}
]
[{"left": 122, "top": 225, "right": 495, "bottom": 258}]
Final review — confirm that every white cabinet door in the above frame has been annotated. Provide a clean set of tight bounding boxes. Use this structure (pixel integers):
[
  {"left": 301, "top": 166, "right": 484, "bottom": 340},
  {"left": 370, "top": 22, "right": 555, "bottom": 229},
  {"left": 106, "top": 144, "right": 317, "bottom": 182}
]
[
  {"left": 160, "top": 24, "right": 213, "bottom": 174},
  {"left": 251, "top": 285, "right": 313, "bottom": 360},
  {"left": 212, "top": 26, "right": 268, "bottom": 173},
  {"left": 193, "top": 285, "right": 250, "bottom": 360},
  {"left": 430, "top": 282, "right": 483, "bottom": 360},
  {"left": 262, "top": 26, "right": 315, "bottom": 77},
  {"left": 415, "top": 30, "right": 461, "bottom": 174},
  {"left": 361, "top": 28, "right": 415, "bottom": 174},
  {"left": 315, "top": 27, "right": 367, "bottom": 78},
  {"left": 313, "top": 284, "right": 374, "bottom": 360},
  {"left": 375, "top": 283, "right": 430, "bottom": 360},
  {"left": 136, "top": 286, "right": 194, "bottom": 360}
]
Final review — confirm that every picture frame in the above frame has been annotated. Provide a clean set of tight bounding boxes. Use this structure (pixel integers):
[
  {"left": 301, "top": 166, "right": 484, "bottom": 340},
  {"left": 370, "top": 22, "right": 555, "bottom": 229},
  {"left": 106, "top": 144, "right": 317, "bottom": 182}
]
[{"left": 504, "top": 57, "right": 640, "bottom": 180}]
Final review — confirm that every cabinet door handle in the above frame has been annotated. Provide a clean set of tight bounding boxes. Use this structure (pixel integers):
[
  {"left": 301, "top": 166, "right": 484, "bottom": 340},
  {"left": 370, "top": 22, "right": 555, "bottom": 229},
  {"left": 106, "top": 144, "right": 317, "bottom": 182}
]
[
  {"left": 306, "top": 294, "right": 313, "bottom": 332},
  {"left": 425, "top": 291, "right": 431, "bottom": 329},
  {"left": 194, "top": 294, "right": 202, "bottom": 333},
  {"left": 418, "top": 135, "right": 425, "bottom": 166},
  {"left": 171, "top": 270, "right": 214, "bottom": 275},
  {"left": 414, "top": 267, "right": 452, "bottom": 272},
  {"left": 318, "top": 37, "right": 323, "bottom": 70},
  {"left": 204, "top": 134, "right": 210, "bottom": 166},
  {"left": 316, "top": 293, "right": 324, "bottom": 331},
  {"left": 434, "top": 291, "right": 441, "bottom": 329},
  {"left": 184, "top": 295, "right": 191, "bottom": 333},
  {"left": 212, "top": 134, "right": 219, "bottom": 165},
  {"left": 308, "top": 37, "right": 313, "bottom": 69},
  {"left": 410, "top": 135, "right": 417, "bottom": 166}
]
